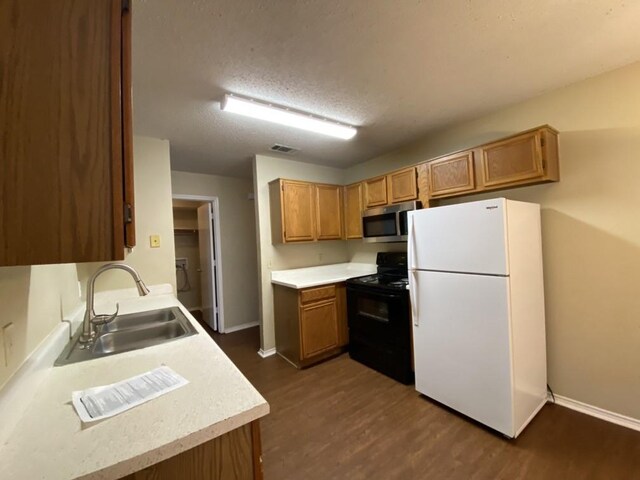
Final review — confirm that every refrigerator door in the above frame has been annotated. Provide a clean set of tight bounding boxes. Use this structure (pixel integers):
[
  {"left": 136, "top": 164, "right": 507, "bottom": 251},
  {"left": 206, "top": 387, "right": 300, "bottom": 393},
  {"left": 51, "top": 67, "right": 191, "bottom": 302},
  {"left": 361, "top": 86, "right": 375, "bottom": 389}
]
[
  {"left": 412, "top": 270, "right": 514, "bottom": 436},
  {"left": 408, "top": 198, "right": 509, "bottom": 276}
]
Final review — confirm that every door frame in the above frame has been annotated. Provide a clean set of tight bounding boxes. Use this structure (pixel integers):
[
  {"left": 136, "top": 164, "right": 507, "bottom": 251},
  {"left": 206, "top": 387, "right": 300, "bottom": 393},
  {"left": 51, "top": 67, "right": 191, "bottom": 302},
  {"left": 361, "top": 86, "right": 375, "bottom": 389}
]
[{"left": 172, "top": 194, "right": 225, "bottom": 333}]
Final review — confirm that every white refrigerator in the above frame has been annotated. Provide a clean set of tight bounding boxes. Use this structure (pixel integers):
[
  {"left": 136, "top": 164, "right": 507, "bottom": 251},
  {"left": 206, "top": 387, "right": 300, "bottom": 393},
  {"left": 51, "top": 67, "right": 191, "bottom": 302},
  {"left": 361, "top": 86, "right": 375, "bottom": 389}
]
[{"left": 407, "top": 198, "right": 547, "bottom": 438}]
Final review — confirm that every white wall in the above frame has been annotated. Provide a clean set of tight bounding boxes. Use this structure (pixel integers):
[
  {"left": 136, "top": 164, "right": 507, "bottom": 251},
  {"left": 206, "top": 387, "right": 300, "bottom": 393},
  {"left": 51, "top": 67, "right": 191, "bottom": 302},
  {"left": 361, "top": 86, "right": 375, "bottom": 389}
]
[
  {"left": 0, "top": 264, "right": 81, "bottom": 388},
  {"left": 345, "top": 61, "right": 640, "bottom": 420},
  {"left": 77, "top": 136, "right": 177, "bottom": 294},
  {"left": 171, "top": 171, "right": 259, "bottom": 330},
  {"left": 253, "top": 155, "right": 349, "bottom": 351}
]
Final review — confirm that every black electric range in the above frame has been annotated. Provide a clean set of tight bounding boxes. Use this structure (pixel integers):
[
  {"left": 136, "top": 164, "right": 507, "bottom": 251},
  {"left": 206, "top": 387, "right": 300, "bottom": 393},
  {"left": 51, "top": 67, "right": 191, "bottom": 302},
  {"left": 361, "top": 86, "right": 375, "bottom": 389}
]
[{"left": 346, "top": 252, "right": 414, "bottom": 384}]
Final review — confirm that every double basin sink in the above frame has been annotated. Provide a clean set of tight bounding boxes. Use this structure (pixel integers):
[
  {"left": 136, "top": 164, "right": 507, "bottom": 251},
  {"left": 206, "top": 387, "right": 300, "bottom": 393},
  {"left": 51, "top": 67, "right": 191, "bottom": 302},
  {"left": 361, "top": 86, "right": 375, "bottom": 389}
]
[{"left": 55, "top": 307, "right": 198, "bottom": 365}]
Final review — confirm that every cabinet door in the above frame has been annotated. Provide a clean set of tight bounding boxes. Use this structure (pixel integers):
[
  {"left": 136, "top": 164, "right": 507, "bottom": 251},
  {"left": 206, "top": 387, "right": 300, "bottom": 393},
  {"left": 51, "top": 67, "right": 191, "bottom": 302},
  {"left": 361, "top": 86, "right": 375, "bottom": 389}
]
[
  {"left": 282, "top": 180, "right": 316, "bottom": 242},
  {"left": 0, "top": 0, "right": 130, "bottom": 266},
  {"left": 121, "top": 2, "right": 136, "bottom": 248},
  {"left": 315, "top": 184, "right": 343, "bottom": 240},
  {"left": 300, "top": 299, "right": 339, "bottom": 359},
  {"left": 428, "top": 151, "right": 476, "bottom": 198},
  {"left": 388, "top": 167, "right": 418, "bottom": 203},
  {"left": 344, "top": 183, "right": 363, "bottom": 239},
  {"left": 481, "top": 131, "right": 544, "bottom": 188},
  {"left": 364, "top": 176, "right": 388, "bottom": 208}
]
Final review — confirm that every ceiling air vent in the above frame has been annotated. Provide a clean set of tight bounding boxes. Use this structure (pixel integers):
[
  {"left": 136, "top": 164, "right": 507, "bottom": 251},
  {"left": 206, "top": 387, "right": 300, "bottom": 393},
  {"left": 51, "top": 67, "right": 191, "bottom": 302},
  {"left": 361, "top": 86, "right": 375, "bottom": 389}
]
[{"left": 270, "top": 144, "right": 299, "bottom": 154}]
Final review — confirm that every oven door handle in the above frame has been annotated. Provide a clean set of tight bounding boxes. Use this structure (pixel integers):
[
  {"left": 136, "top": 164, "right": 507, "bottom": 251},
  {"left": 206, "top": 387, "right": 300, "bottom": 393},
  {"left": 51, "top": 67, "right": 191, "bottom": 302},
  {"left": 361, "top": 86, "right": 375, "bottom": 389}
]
[
  {"left": 347, "top": 285, "right": 403, "bottom": 300},
  {"left": 410, "top": 270, "right": 419, "bottom": 327}
]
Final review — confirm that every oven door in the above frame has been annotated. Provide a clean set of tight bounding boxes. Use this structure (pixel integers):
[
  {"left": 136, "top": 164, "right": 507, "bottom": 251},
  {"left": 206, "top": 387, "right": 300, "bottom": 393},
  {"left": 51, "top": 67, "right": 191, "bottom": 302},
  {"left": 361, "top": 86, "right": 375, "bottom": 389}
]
[
  {"left": 346, "top": 284, "right": 410, "bottom": 345},
  {"left": 346, "top": 283, "right": 414, "bottom": 384}
]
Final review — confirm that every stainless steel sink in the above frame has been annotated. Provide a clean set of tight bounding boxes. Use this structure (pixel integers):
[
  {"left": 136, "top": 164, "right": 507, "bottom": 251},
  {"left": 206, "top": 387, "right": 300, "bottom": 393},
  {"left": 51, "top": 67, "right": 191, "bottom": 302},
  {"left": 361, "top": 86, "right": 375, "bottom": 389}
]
[{"left": 55, "top": 307, "right": 198, "bottom": 365}]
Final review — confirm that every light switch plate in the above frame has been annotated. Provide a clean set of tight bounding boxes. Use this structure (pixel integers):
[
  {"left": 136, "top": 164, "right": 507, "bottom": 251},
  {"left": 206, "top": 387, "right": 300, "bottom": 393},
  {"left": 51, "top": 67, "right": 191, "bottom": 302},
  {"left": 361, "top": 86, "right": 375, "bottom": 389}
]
[{"left": 149, "top": 235, "right": 161, "bottom": 248}]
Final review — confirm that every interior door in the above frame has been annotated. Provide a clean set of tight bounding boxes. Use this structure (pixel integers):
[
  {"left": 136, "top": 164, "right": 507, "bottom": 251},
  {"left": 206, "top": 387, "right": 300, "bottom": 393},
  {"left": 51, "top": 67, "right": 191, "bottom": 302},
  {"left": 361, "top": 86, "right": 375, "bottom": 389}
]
[
  {"left": 411, "top": 270, "right": 514, "bottom": 436},
  {"left": 197, "top": 203, "right": 217, "bottom": 330}
]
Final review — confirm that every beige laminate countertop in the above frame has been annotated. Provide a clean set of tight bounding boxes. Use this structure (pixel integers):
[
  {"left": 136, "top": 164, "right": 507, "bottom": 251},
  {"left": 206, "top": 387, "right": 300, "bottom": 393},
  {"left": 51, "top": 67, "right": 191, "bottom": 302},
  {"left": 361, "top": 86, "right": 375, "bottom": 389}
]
[
  {"left": 271, "top": 262, "right": 376, "bottom": 289},
  {"left": 0, "top": 293, "right": 269, "bottom": 480}
]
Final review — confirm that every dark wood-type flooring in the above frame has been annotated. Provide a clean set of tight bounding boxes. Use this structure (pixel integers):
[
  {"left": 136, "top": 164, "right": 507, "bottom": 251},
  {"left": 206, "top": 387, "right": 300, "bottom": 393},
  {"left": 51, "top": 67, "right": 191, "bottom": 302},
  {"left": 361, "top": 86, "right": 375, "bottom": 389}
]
[{"left": 205, "top": 324, "right": 640, "bottom": 479}]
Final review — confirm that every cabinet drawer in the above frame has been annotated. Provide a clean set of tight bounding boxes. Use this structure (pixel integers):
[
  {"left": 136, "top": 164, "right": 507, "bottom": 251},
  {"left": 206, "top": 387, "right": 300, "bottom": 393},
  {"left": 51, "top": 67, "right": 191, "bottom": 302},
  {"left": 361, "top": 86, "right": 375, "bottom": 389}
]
[{"left": 300, "top": 285, "right": 336, "bottom": 304}]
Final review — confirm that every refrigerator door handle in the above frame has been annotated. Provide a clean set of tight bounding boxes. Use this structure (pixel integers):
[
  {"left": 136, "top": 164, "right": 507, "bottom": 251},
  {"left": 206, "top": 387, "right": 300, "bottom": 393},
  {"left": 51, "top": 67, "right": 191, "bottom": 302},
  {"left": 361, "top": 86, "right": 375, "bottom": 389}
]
[
  {"left": 408, "top": 214, "right": 417, "bottom": 270},
  {"left": 410, "top": 270, "right": 419, "bottom": 327}
]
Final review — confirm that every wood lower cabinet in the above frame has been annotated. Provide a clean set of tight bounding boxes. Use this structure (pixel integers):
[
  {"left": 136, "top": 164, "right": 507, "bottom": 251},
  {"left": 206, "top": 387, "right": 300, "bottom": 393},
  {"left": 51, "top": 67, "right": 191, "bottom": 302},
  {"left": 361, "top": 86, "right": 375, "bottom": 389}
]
[
  {"left": 274, "top": 283, "right": 347, "bottom": 368},
  {"left": 0, "top": 0, "right": 135, "bottom": 266},
  {"left": 344, "top": 183, "right": 363, "bottom": 239},
  {"left": 428, "top": 151, "right": 476, "bottom": 198},
  {"left": 479, "top": 127, "right": 559, "bottom": 189},
  {"left": 315, "top": 184, "right": 343, "bottom": 240},
  {"left": 300, "top": 299, "right": 339, "bottom": 359},
  {"left": 388, "top": 167, "right": 418, "bottom": 203},
  {"left": 363, "top": 176, "right": 388, "bottom": 208},
  {"left": 121, "top": 421, "right": 263, "bottom": 480}
]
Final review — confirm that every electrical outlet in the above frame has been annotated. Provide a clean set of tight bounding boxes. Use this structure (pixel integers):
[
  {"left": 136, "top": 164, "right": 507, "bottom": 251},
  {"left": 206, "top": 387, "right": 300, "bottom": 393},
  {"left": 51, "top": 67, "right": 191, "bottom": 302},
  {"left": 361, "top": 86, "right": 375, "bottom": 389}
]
[
  {"left": 2, "top": 323, "right": 15, "bottom": 368},
  {"left": 318, "top": 252, "right": 324, "bottom": 262},
  {"left": 150, "top": 235, "right": 161, "bottom": 248}
]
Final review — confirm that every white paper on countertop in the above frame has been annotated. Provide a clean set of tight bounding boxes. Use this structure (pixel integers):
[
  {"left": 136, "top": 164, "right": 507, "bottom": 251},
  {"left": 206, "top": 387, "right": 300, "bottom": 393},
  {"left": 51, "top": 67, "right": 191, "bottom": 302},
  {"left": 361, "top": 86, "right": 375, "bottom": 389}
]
[{"left": 71, "top": 366, "right": 188, "bottom": 423}]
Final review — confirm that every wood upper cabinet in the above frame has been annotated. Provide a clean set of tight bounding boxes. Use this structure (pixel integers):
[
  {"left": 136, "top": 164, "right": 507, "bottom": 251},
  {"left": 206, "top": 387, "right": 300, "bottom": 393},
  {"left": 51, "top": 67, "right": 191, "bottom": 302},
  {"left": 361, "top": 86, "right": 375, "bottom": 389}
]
[
  {"left": 428, "top": 151, "right": 476, "bottom": 198},
  {"left": 480, "top": 127, "right": 559, "bottom": 189},
  {"left": 388, "top": 167, "right": 418, "bottom": 203},
  {"left": 270, "top": 179, "right": 346, "bottom": 243},
  {"left": 344, "top": 183, "right": 363, "bottom": 239},
  {"left": 364, "top": 176, "right": 388, "bottom": 208},
  {"left": 315, "top": 184, "right": 343, "bottom": 240},
  {"left": 274, "top": 282, "right": 347, "bottom": 368},
  {"left": 269, "top": 179, "right": 316, "bottom": 243},
  {"left": 0, "top": 0, "right": 135, "bottom": 266},
  {"left": 362, "top": 168, "right": 419, "bottom": 209}
]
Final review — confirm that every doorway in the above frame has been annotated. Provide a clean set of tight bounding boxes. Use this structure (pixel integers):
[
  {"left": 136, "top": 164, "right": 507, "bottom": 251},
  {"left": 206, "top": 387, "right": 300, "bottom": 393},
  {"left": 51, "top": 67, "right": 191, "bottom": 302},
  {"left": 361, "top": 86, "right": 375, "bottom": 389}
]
[{"left": 172, "top": 195, "right": 225, "bottom": 332}]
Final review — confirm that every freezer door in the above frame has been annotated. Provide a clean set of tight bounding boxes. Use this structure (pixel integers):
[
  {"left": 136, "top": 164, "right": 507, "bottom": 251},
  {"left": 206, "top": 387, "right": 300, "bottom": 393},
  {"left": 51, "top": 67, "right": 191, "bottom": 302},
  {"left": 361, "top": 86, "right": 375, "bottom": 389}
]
[
  {"left": 412, "top": 270, "right": 514, "bottom": 436},
  {"left": 408, "top": 198, "right": 508, "bottom": 275}
]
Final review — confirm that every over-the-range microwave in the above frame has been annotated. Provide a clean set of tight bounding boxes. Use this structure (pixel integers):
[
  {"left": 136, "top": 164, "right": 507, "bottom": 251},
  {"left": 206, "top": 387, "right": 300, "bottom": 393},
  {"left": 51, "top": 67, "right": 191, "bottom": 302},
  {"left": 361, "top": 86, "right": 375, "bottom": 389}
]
[{"left": 362, "top": 200, "right": 421, "bottom": 243}]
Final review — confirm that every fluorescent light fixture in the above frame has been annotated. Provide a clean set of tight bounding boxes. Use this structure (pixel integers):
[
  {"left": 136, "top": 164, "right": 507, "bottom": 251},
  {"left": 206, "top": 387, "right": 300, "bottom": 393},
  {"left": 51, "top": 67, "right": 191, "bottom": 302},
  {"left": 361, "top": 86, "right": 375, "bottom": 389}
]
[{"left": 221, "top": 94, "right": 357, "bottom": 140}]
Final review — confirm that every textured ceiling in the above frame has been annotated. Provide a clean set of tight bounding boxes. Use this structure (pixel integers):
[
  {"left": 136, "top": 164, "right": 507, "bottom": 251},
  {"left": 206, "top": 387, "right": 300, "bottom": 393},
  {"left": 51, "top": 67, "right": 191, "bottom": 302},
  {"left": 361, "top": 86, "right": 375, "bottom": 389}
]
[{"left": 132, "top": 0, "right": 640, "bottom": 178}]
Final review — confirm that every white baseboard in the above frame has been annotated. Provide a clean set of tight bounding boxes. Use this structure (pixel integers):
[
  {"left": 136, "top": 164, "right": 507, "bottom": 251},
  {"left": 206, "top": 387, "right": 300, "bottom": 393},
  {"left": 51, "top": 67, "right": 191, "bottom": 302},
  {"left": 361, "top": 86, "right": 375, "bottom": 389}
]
[
  {"left": 551, "top": 394, "right": 640, "bottom": 433},
  {"left": 258, "top": 348, "right": 276, "bottom": 358},
  {"left": 223, "top": 321, "right": 259, "bottom": 334}
]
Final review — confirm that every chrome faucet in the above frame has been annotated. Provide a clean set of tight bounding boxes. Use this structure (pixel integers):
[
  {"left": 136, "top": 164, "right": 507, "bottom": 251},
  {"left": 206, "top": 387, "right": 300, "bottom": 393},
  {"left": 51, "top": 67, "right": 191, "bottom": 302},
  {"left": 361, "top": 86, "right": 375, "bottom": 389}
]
[{"left": 79, "top": 263, "right": 150, "bottom": 344}]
